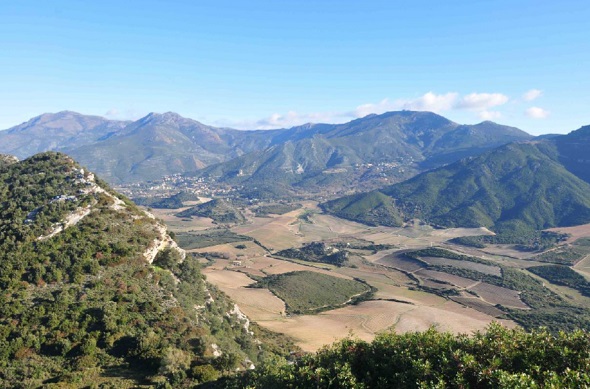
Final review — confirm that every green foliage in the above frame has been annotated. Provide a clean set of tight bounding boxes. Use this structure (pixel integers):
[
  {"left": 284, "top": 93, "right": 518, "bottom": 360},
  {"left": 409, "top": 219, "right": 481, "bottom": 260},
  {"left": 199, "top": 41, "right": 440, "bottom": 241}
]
[
  {"left": 323, "top": 142, "right": 590, "bottom": 237},
  {"left": 253, "top": 271, "right": 371, "bottom": 314},
  {"left": 528, "top": 265, "right": 590, "bottom": 297},
  {"left": 0, "top": 153, "right": 297, "bottom": 387},
  {"left": 531, "top": 245, "right": 589, "bottom": 265},
  {"left": 254, "top": 203, "right": 301, "bottom": 217},
  {"left": 451, "top": 230, "right": 569, "bottom": 251},
  {"left": 230, "top": 324, "right": 590, "bottom": 388},
  {"left": 175, "top": 198, "right": 246, "bottom": 224},
  {"left": 134, "top": 191, "right": 199, "bottom": 209},
  {"left": 175, "top": 229, "right": 252, "bottom": 250},
  {"left": 321, "top": 191, "right": 403, "bottom": 227},
  {"left": 276, "top": 242, "right": 349, "bottom": 267}
]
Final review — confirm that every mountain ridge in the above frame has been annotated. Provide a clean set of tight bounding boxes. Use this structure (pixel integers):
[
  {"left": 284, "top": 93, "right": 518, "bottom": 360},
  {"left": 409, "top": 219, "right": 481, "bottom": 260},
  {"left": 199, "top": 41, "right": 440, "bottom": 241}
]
[
  {"left": 322, "top": 128, "right": 590, "bottom": 234},
  {"left": 195, "top": 111, "right": 533, "bottom": 197},
  {"left": 1, "top": 110, "right": 532, "bottom": 187},
  {"left": 0, "top": 152, "right": 294, "bottom": 387}
]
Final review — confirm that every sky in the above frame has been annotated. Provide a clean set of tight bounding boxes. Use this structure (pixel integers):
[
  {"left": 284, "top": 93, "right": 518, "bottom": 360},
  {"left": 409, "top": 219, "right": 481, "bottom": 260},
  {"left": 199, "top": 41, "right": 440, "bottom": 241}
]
[{"left": 1, "top": 1, "right": 589, "bottom": 135}]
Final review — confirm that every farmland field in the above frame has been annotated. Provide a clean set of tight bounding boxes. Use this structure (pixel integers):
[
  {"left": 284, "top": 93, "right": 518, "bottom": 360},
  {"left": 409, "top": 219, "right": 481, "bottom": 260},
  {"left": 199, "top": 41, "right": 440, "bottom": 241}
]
[
  {"left": 415, "top": 269, "right": 477, "bottom": 288},
  {"left": 469, "top": 282, "right": 528, "bottom": 309},
  {"left": 154, "top": 202, "right": 590, "bottom": 351},
  {"left": 255, "top": 271, "right": 371, "bottom": 314},
  {"left": 376, "top": 252, "right": 425, "bottom": 272},
  {"left": 451, "top": 296, "right": 506, "bottom": 317},
  {"left": 419, "top": 256, "right": 502, "bottom": 276}
]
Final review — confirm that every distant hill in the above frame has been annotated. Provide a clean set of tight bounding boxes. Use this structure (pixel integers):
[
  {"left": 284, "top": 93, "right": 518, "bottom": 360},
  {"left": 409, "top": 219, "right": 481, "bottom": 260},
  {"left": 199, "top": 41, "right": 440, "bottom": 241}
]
[
  {"left": 66, "top": 112, "right": 279, "bottom": 183},
  {"left": 176, "top": 198, "right": 246, "bottom": 224},
  {"left": 323, "top": 129, "right": 590, "bottom": 234},
  {"left": 0, "top": 152, "right": 293, "bottom": 387},
  {"left": 196, "top": 111, "right": 532, "bottom": 197},
  {"left": 555, "top": 125, "right": 590, "bottom": 184},
  {"left": 134, "top": 190, "right": 200, "bottom": 209},
  {"left": 0, "top": 111, "right": 129, "bottom": 158}
]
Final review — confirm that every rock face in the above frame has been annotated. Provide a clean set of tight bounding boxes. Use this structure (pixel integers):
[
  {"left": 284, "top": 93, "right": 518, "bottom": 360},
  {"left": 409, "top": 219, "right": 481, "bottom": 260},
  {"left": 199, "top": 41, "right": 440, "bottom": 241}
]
[{"left": 0, "top": 153, "right": 18, "bottom": 167}]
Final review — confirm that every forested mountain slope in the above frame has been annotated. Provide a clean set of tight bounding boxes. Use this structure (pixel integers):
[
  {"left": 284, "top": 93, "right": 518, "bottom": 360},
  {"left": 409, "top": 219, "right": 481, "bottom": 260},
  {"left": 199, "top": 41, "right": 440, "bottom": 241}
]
[
  {"left": 323, "top": 134, "right": 590, "bottom": 234},
  {"left": 0, "top": 152, "right": 293, "bottom": 387},
  {"left": 196, "top": 111, "right": 532, "bottom": 197}
]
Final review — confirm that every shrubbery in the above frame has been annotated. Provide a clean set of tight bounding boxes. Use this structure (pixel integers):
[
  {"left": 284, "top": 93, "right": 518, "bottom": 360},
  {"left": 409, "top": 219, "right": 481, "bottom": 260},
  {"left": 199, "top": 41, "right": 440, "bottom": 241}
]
[{"left": 229, "top": 324, "right": 590, "bottom": 388}]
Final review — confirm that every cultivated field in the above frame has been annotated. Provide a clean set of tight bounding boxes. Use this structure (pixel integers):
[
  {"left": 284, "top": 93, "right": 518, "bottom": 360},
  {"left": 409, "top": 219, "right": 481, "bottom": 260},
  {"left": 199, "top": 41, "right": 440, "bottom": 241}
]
[
  {"left": 376, "top": 252, "right": 425, "bottom": 272},
  {"left": 547, "top": 223, "right": 590, "bottom": 244},
  {"left": 469, "top": 283, "right": 528, "bottom": 309},
  {"left": 451, "top": 296, "right": 506, "bottom": 317},
  {"left": 260, "top": 300, "right": 514, "bottom": 352},
  {"left": 160, "top": 202, "right": 590, "bottom": 351},
  {"left": 202, "top": 269, "right": 287, "bottom": 320},
  {"left": 419, "top": 256, "right": 502, "bottom": 276},
  {"left": 415, "top": 269, "right": 477, "bottom": 288}
]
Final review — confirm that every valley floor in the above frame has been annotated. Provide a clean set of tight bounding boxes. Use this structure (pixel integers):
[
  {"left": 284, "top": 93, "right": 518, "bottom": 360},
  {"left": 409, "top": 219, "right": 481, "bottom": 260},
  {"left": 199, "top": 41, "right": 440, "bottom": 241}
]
[{"left": 152, "top": 203, "right": 525, "bottom": 351}]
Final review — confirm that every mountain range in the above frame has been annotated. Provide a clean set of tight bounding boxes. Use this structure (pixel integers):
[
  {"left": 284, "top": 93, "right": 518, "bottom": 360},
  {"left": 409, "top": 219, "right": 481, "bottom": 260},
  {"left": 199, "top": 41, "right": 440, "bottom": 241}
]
[
  {"left": 195, "top": 111, "right": 532, "bottom": 196},
  {"left": 322, "top": 126, "right": 590, "bottom": 234},
  {"left": 0, "top": 110, "right": 532, "bottom": 187}
]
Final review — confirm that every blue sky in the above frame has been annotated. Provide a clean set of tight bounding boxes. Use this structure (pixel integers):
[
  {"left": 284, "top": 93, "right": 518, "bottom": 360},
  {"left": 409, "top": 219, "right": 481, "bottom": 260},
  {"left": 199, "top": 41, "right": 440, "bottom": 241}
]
[{"left": 1, "top": 1, "right": 589, "bottom": 135}]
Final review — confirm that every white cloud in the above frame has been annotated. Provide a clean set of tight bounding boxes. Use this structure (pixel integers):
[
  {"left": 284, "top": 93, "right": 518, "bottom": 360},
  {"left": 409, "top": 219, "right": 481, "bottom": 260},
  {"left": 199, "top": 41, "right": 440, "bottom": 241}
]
[
  {"left": 236, "top": 110, "right": 350, "bottom": 130},
  {"left": 104, "top": 108, "right": 120, "bottom": 118},
  {"left": 455, "top": 93, "right": 509, "bottom": 110},
  {"left": 231, "top": 91, "right": 511, "bottom": 130},
  {"left": 353, "top": 92, "right": 459, "bottom": 117},
  {"left": 401, "top": 92, "right": 459, "bottom": 112},
  {"left": 525, "top": 106, "right": 550, "bottom": 119},
  {"left": 104, "top": 108, "right": 141, "bottom": 121},
  {"left": 523, "top": 89, "right": 543, "bottom": 101},
  {"left": 479, "top": 110, "right": 502, "bottom": 120}
]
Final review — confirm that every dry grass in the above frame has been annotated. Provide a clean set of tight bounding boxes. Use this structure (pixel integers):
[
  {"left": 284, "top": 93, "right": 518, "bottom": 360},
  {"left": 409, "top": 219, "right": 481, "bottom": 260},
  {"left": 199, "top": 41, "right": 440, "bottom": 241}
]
[
  {"left": 546, "top": 223, "right": 590, "bottom": 244},
  {"left": 149, "top": 207, "right": 216, "bottom": 231},
  {"left": 202, "top": 269, "right": 287, "bottom": 320},
  {"left": 259, "top": 300, "right": 512, "bottom": 352}
]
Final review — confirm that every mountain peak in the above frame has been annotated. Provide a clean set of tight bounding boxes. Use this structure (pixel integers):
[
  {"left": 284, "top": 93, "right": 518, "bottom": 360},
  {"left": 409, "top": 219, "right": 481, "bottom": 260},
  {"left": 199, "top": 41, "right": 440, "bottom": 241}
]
[
  {"left": 139, "top": 111, "right": 199, "bottom": 126},
  {"left": 569, "top": 124, "right": 590, "bottom": 137}
]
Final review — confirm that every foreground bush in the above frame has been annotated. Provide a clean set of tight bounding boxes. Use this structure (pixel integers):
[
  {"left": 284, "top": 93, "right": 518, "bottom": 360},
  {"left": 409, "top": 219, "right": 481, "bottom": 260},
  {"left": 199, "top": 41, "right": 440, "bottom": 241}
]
[{"left": 228, "top": 323, "right": 590, "bottom": 388}]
